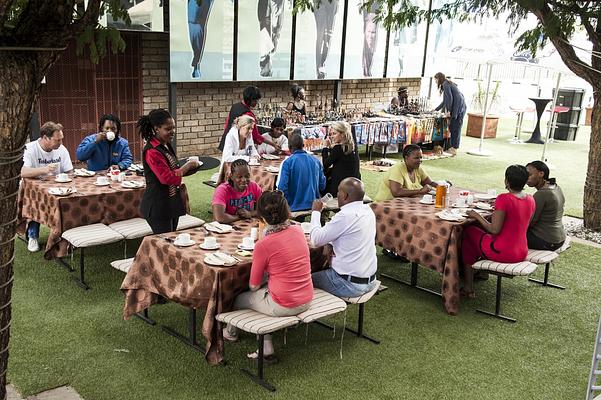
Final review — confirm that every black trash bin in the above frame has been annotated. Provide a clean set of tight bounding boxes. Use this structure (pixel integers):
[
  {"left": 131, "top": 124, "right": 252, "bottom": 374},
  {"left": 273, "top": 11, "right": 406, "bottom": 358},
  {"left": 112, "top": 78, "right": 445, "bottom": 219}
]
[{"left": 552, "top": 87, "right": 585, "bottom": 141}]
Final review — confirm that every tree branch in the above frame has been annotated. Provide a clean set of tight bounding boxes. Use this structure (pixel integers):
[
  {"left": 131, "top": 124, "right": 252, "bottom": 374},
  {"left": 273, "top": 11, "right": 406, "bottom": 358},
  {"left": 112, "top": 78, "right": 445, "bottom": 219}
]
[{"left": 527, "top": 2, "right": 597, "bottom": 86}]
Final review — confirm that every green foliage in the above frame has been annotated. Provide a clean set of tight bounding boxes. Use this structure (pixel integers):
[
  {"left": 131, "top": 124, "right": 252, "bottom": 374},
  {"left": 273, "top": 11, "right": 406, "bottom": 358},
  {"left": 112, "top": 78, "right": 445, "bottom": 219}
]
[{"left": 471, "top": 80, "right": 501, "bottom": 114}]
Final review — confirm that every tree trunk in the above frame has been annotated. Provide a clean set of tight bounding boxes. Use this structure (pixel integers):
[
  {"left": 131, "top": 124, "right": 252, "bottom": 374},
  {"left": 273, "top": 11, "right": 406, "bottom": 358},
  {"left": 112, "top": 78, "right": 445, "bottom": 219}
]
[
  {"left": 0, "top": 51, "right": 57, "bottom": 400},
  {"left": 584, "top": 89, "right": 601, "bottom": 230}
]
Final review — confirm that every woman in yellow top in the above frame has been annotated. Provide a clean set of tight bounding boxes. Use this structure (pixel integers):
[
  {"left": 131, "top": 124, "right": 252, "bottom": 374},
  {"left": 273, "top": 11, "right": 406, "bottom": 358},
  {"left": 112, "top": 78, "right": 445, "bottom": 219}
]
[{"left": 374, "top": 144, "right": 441, "bottom": 201}]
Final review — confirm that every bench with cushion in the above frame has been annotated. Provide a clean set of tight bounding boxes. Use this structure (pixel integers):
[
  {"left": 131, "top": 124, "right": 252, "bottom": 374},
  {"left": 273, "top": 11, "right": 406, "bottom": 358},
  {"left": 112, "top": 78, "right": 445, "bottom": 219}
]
[
  {"left": 215, "top": 289, "right": 347, "bottom": 392},
  {"left": 471, "top": 260, "right": 538, "bottom": 323},
  {"left": 61, "top": 224, "right": 124, "bottom": 289},
  {"left": 525, "top": 249, "right": 562, "bottom": 289}
]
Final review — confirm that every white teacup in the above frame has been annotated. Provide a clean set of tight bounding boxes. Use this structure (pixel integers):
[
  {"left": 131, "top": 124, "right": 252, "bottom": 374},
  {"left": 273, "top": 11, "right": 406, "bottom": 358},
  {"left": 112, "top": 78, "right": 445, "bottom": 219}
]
[
  {"left": 176, "top": 233, "right": 191, "bottom": 244},
  {"left": 487, "top": 188, "right": 497, "bottom": 196},
  {"left": 96, "top": 176, "right": 109, "bottom": 185},
  {"left": 203, "top": 236, "right": 217, "bottom": 247},
  {"left": 106, "top": 131, "right": 116, "bottom": 141},
  {"left": 455, "top": 197, "right": 466, "bottom": 207},
  {"left": 250, "top": 227, "right": 258, "bottom": 241},
  {"left": 57, "top": 173, "right": 68, "bottom": 181},
  {"left": 422, "top": 194, "right": 433, "bottom": 203},
  {"left": 242, "top": 237, "right": 254, "bottom": 248}
]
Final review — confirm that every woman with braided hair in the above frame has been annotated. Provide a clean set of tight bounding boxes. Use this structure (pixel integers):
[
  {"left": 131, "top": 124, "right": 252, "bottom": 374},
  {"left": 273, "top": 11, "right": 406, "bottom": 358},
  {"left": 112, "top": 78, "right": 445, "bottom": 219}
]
[
  {"left": 211, "top": 159, "right": 263, "bottom": 224},
  {"left": 137, "top": 109, "right": 200, "bottom": 234},
  {"left": 223, "top": 190, "right": 313, "bottom": 362}
]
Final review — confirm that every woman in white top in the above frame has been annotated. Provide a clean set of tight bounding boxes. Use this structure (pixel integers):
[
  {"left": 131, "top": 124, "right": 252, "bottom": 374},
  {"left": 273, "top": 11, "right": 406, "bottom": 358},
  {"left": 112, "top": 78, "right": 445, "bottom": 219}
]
[{"left": 217, "top": 115, "right": 259, "bottom": 182}]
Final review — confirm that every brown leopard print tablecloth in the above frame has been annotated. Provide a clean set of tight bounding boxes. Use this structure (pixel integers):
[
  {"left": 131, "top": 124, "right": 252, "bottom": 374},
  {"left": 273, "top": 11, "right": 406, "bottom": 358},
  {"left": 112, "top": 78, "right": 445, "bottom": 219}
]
[
  {"left": 17, "top": 172, "right": 190, "bottom": 259},
  {"left": 370, "top": 192, "right": 474, "bottom": 315},
  {"left": 121, "top": 218, "right": 327, "bottom": 365}
]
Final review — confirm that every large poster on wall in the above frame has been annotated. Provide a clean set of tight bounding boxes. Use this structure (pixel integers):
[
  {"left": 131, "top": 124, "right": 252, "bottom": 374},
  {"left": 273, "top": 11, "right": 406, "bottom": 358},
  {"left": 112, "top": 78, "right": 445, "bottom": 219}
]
[
  {"left": 342, "top": 1, "right": 387, "bottom": 79},
  {"left": 293, "top": 0, "right": 344, "bottom": 80},
  {"left": 170, "top": 0, "right": 234, "bottom": 82},
  {"left": 237, "top": 0, "right": 294, "bottom": 80},
  {"left": 386, "top": 0, "right": 427, "bottom": 78}
]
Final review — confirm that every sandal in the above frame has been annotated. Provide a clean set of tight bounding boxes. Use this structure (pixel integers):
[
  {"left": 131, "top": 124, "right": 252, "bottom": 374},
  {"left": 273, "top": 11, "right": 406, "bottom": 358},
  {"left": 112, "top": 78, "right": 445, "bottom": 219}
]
[
  {"left": 222, "top": 328, "right": 238, "bottom": 343},
  {"left": 247, "top": 350, "right": 278, "bottom": 365},
  {"left": 460, "top": 288, "right": 476, "bottom": 299}
]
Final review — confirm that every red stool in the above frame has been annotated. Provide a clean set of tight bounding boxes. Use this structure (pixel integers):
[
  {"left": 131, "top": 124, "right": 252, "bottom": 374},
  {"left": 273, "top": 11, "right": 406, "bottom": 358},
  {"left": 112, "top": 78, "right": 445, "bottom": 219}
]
[
  {"left": 547, "top": 106, "right": 570, "bottom": 143},
  {"left": 509, "top": 106, "right": 535, "bottom": 144}
]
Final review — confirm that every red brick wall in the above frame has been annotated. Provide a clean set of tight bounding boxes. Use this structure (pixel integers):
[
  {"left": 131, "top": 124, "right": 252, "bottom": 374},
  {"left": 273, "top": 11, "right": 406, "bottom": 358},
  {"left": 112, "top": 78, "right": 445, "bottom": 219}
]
[{"left": 141, "top": 34, "right": 422, "bottom": 157}]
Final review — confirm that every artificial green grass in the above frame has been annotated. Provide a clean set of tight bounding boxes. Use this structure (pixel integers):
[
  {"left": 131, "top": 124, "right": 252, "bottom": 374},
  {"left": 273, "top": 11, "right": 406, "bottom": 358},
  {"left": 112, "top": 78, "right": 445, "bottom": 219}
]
[{"left": 8, "top": 120, "right": 598, "bottom": 399}]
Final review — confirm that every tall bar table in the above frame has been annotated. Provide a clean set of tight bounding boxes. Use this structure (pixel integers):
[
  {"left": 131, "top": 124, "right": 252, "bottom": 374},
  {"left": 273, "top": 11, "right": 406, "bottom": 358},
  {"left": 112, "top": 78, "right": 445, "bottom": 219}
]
[{"left": 525, "top": 97, "right": 552, "bottom": 144}]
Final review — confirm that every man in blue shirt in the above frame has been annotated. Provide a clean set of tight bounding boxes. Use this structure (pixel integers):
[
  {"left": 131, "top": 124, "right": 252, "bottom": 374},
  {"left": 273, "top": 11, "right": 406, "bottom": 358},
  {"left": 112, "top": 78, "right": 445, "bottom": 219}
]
[
  {"left": 277, "top": 133, "right": 326, "bottom": 211},
  {"left": 76, "top": 114, "right": 133, "bottom": 171}
]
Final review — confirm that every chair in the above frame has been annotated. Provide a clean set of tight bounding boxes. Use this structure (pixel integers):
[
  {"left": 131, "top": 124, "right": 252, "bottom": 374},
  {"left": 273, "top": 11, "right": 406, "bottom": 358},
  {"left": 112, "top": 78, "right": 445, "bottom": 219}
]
[
  {"left": 215, "top": 289, "right": 347, "bottom": 392},
  {"left": 61, "top": 224, "right": 124, "bottom": 289},
  {"left": 176, "top": 214, "right": 205, "bottom": 231},
  {"left": 471, "top": 260, "right": 538, "bottom": 323},
  {"left": 110, "top": 257, "right": 155, "bottom": 325},
  {"left": 109, "top": 218, "right": 153, "bottom": 258},
  {"left": 587, "top": 315, "right": 601, "bottom": 400},
  {"left": 526, "top": 249, "right": 563, "bottom": 289}
]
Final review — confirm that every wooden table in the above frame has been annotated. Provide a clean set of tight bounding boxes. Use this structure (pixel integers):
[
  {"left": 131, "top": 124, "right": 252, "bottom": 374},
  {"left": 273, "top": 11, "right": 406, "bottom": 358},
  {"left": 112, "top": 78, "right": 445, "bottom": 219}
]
[
  {"left": 121, "top": 218, "right": 327, "bottom": 365},
  {"left": 17, "top": 172, "right": 190, "bottom": 259}
]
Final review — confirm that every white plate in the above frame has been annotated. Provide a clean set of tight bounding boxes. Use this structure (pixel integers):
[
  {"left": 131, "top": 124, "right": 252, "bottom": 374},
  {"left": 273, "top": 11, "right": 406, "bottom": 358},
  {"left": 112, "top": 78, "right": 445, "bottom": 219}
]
[
  {"left": 94, "top": 181, "right": 111, "bottom": 186},
  {"left": 237, "top": 243, "right": 255, "bottom": 251},
  {"left": 173, "top": 240, "right": 196, "bottom": 247},
  {"left": 419, "top": 199, "right": 434, "bottom": 205},
  {"left": 474, "top": 202, "right": 493, "bottom": 210},
  {"left": 264, "top": 166, "right": 280, "bottom": 173},
  {"left": 74, "top": 169, "right": 95, "bottom": 177},
  {"left": 205, "top": 222, "right": 233, "bottom": 233},
  {"left": 48, "top": 187, "right": 77, "bottom": 196},
  {"left": 248, "top": 162, "right": 261, "bottom": 167},
  {"left": 261, "top": 154, "right": 280, "bottom": 160},
  {"left": 474, "top": 193, "right": 497, "bottom": 200},
  {"left": 436, "top": 211, "right": 466, "bottom": 222},
  {"left": 204, "top": 253, "right": 237, "bottom": 266},
  {"left": 450, "top": 203, "right": 468, "bottom": 208},
  {"left": 121, "top": 181, "right": 145, "bottom": 188},
  {"left": 199, "top": 243, "right": 220, "bottom": 250},
  {"left": 54, "top": 178, "right": 72, "bottom": 183}
]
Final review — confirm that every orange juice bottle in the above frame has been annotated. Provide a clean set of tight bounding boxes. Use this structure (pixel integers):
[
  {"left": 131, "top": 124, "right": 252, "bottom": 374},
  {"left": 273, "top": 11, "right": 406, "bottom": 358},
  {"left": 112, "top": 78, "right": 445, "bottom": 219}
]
[
  {"left": 435, "top": 183, "right": 447, "bottom": 208},
  {"left": 258, "top": 221, "right": 265, "bottom": 240}
]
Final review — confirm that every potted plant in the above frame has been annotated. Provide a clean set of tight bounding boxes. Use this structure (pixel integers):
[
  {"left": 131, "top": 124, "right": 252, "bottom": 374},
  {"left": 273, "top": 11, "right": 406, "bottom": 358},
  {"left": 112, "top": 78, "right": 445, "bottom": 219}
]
[{"left": 466, "top": 80, "right": 501, "bottom": 138}]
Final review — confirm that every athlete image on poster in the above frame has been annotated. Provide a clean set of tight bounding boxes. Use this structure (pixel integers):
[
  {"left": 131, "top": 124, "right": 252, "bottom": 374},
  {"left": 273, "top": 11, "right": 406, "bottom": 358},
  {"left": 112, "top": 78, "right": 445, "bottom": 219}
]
[
  {"left": 257, "top": 0, "right": 285, "bottom": 77},
  {"left": 188, "top": 0, "right": 213, "bottom": 78},
  {"left": 314, "top": 0, "right": 339, "bottom": 78}
]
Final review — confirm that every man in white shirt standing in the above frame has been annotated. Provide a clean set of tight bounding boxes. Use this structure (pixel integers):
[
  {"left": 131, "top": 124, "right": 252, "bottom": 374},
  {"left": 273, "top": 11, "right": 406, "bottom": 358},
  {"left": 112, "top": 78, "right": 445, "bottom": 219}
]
[
  {"left": 21, "top": 121, "right": 73, "bottom": 252},
  {"left": 309, "top": 177, "right": 378, "bottom": 297}
]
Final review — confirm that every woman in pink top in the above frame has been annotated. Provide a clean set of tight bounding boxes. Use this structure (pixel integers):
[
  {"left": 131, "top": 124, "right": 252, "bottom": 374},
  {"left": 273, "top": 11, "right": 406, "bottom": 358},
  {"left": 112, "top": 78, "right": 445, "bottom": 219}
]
[
  {"left": 211, "top": 159, "right": 262, "bottom": 223},
  {"left": 461, "top": 165, "right": 535, "bottom": 297},
  {"left": 223, "top": 190, "right": 313, "bottom": 362}
]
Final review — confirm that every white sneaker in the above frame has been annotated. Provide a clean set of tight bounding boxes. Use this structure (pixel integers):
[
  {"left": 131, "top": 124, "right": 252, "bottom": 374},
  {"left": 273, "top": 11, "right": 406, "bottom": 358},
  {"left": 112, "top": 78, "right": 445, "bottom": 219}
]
[{"left": 27, "top": 238, "right": 39, "bottom": 252}]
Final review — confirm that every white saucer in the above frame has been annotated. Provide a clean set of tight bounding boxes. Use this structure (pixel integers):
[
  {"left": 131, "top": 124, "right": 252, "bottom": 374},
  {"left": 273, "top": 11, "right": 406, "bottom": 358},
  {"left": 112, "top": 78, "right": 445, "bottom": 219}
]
[
  {"left": 48, "top": 187, "right": 77, "bottom": 196},
  {"left": 174, "top": 240, "right": 196, "bottom": 247},
  {"left": 237, "top": 244, "right": 255, "bottom": 251},
  {"left": 94, "top": 181, "right": 111, "bottom": 186},
  {"left": 55, "top": 178, "right": 72, "bottom": 183},
  {"left": 205, "top": 223, "right": 233, "bottom": 233},
  {"left": 248, "top": 162, "right": 261, "bottom": 167},
  {"left": 419, "top": 199, "right": 434, "bottom": 205},
  {"left": 199, "top": 243, "right": 220, "bottom": 250},
  {"left": 474, "top": 202, "right": 493, "bottom": 210}
]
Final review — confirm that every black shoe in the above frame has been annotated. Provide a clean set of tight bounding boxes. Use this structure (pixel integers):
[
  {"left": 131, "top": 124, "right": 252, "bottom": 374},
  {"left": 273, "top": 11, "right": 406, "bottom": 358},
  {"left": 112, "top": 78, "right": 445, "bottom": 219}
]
[{"left": 382, "top": 249, "right": 409, "bottom": 263}]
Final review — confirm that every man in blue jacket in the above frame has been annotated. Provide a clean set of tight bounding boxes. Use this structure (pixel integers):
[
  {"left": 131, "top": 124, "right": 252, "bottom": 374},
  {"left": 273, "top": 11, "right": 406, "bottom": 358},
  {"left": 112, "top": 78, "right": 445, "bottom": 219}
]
[
  {"left": 76, "top": 114, "right": 133, "bottom": 171},
  {"left": 277, "top": 133, "right": 326, "bottom": 211}
]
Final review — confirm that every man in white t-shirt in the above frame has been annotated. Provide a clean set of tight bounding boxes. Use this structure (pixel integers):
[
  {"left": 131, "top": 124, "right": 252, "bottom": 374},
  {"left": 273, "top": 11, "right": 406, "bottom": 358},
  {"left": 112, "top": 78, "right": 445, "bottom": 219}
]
[
  {"left": 257, "top": 117, "right": 289, "bottom": 155},
  {"left": 21, "top": 121, "right": 73, "bottom": 252}
]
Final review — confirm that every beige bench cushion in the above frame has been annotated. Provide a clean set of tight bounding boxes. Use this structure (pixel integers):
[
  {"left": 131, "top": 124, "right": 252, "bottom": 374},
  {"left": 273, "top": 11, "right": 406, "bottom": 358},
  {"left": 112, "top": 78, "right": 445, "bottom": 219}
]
[
  {"left": 110, "top": 258, "right": 134, "bottom": 273},
  {"left": 215, "top": 309, "right": 300, "bottom": 335},
  {"left": 297, "top": 289, "right": 347, "bottom": 323},
  {"left": 526, "top": 249, "right": 559, "bottom": 264},
  {"left": 176, "top": 214, "right": 205, "bottom": 231},
  {"left": 109, "top": 218, "right": 153, "bottom": 239},
  {"left": 340, "top": 280, "right": 381, "bottom": 304},
  {"left": 472, "top": 260, "right": 537, "bottom": 276},
  {"left": 61, "top": 224, "right": 123, "bottom": 248}
]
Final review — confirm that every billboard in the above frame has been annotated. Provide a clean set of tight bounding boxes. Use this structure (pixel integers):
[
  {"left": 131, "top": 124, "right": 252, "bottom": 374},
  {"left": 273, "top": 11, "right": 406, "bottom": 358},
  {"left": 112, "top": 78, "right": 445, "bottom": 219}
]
[
  {"left": 386, "top": 0, "right": 427, "bottom": 78},
  {"left": 170, "top": 0, "right": 234, "bottom": 82}
]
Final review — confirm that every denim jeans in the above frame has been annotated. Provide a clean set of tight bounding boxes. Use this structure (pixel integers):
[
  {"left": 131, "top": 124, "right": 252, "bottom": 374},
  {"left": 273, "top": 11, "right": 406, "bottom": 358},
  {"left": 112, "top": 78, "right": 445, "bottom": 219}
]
[
  {"left": 311, "top": 268, "right": 377, "bottom": 298},
  {"left": 27, "top": 221, "right": 40, "bottom": 240}
]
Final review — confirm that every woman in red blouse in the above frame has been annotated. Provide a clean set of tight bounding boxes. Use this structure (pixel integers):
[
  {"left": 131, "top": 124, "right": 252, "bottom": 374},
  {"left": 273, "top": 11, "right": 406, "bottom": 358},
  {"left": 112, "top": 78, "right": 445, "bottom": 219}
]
[
  {"left": 461, "top": 165, "right": 535, "bottom": 297},
  {"left": 137, "top": 109, "right": 200, "bottom": 234},
  {"left": 223, "top": 190, "right": 313, "bottom": 362}
]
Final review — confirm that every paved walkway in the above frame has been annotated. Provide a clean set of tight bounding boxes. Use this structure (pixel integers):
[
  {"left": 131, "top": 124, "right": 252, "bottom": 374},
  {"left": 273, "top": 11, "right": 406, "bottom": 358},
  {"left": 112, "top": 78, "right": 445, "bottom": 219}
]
[{"left": 7, "top": 385, "right": 83, "bottom": 400}]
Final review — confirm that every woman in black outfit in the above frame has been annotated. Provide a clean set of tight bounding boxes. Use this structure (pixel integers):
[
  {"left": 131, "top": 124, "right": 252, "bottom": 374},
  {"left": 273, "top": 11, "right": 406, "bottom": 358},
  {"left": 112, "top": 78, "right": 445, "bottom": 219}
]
[
  {"left": 321, "top": 121, "right": 360, "bottom": 196},
  {"left": 290, "top": 84, "right": 306, "bottom": 115},
  {"left": 137, "top": 109, "right": 200, "bottom": 234}
]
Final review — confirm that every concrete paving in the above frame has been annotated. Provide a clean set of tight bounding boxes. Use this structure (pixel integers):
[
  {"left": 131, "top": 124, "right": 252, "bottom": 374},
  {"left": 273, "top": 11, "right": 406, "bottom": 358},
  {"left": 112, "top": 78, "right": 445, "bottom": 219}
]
[{"left": 7, "top": 385, "right": 83, "bottom": 400}]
